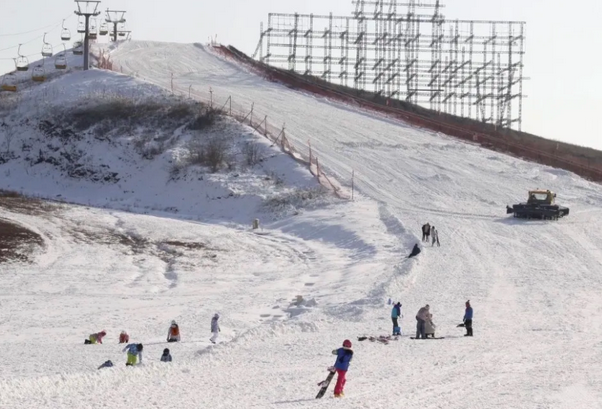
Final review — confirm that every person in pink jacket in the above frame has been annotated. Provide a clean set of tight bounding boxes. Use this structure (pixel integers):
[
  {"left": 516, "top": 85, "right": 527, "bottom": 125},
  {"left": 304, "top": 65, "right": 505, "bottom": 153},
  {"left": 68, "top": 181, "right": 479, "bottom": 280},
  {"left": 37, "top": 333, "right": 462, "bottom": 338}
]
[{"left": 85, "top": 330, "right": 106, "bottom": 344}]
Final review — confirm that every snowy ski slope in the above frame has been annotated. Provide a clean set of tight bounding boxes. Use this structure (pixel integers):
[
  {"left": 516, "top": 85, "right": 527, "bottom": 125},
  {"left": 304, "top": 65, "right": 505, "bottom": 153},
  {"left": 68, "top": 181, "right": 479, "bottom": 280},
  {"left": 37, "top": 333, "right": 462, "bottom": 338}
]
[{"left": 0, "top": 41, "right": 600, "bottom": 408}]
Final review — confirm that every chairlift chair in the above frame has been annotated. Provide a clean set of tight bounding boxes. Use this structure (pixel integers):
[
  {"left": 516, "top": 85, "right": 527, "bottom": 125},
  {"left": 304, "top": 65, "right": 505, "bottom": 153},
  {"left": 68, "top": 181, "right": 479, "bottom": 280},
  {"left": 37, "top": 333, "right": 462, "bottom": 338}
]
[
  {"left": 73, "top": 41, "right": 83, "bottom": 56},
  {"left": 16, "top": 44, "right": 29, "bottom": 72},
  {"left": 77, "top": 19, "right": 86, "bottom": 34},
  {"left": 32, "top": 65, "right": 45, "bottom": 82},
  {"left": 55, "top": 44, "right": 67, "bottom": 69},
  {"left": 1, "top": 74, "right": 17, "bottom": 92},
  {"left": 99, "top": 22, "right": 109, "bottom": 35},
  {"left": 118, "top": 23, "right": 126, "bottom": 37},
  {"left": 41, "top": 33, "right": 53, "bottom": 57},
  {"left": 61, "top": 20, "right": 71, "bottom": 41},
  {"left": 89, "top": 19, "right": 97, "bottom": 39}
]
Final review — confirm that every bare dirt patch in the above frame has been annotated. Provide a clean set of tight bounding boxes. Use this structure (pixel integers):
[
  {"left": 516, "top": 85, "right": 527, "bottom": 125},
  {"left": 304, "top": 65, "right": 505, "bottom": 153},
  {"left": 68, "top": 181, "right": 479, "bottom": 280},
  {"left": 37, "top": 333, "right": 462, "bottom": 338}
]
[
  {"left": 0, "top": 190, "right": 52, "bottom": 263},
  {"left": 0, "top": 218, "right": 43, "bottom": 263}
]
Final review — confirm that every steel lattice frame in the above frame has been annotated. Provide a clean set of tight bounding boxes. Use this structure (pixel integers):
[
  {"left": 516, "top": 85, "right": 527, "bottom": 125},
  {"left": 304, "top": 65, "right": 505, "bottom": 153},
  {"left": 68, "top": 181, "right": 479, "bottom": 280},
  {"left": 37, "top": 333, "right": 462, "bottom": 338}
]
[{"left": 255, "top": 0, "right": 526, "bottom": 130}]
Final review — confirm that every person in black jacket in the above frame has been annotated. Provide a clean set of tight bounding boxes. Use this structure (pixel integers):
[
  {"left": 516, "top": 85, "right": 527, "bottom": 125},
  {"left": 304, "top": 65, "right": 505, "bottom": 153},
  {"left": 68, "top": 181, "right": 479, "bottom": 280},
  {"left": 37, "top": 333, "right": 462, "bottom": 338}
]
[
  {"left": 408, "top": 243, "right": 421, "bottom": 258},
  {"left": 421, "top": 223, "right": 431, "bottom": 242}
]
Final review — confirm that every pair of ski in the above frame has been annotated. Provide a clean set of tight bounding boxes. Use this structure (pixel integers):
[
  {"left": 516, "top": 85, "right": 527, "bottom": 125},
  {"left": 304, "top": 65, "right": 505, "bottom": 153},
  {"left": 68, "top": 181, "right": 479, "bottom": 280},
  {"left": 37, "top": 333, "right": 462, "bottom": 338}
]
[{"left": 357, "top": 335, "right": 397, "bottom": 345}]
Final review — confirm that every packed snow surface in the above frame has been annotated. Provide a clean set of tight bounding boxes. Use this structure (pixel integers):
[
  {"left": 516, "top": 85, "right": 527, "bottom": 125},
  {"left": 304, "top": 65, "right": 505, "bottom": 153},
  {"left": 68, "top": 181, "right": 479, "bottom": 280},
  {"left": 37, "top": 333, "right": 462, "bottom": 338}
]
[{"left": 0, "top": 41, "right": 600, "bottom": 408}]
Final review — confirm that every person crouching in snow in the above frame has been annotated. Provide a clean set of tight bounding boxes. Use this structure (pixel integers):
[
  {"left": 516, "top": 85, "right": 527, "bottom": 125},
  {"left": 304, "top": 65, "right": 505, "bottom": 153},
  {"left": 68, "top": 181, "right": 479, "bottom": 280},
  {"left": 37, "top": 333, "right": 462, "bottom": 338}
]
[
  {"left": 119, "top": 330, "right": 129, "bottom": 344},
  {"left": 85, "top": 330, "right": 106, "bottom": 344},
  {"left": 210, "top": 314, "right": 220, "bottom": 344},
  {"left": 167, "top": 320, "right": 181, "bottom": 343},
  {"left": 425, "top": 312, "right": 437, "bottom": 338},
  {"left": 160, "top": 348, "right": 172, "bottom": 362},
  {"left": 123, "top": 343, "right": 143, "bottom": 366},
  {"left": 332, "top": 339, "right": 353, "bottom": 398}
]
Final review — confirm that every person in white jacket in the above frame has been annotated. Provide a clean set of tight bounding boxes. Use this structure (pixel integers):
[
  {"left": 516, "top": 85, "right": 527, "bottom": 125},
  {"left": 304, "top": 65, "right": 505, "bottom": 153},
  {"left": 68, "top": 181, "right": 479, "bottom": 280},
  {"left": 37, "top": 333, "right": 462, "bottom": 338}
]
[
  {"left": 425, "top": 312, "right": 437, "bottom": 338},
  {"left": 431, "top": 226, "right": 440, "bottom": 247},
  {"left": 210, "top": 313, "right": 220, "bottom": 344}
]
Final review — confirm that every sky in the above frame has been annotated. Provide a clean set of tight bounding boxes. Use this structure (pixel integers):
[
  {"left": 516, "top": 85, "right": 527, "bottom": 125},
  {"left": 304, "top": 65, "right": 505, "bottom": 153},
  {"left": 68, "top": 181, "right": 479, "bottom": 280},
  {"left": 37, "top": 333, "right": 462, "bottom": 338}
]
[{"left": 0, "top": 0, "right": 601, "bottom": 150}]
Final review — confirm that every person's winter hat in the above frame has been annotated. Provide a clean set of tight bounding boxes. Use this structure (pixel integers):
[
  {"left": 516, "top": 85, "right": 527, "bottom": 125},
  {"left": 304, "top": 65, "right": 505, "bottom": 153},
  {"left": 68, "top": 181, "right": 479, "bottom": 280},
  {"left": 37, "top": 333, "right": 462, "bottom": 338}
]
[
  {"left": 343, "top": 339, "right": 352, "bottom": 348},
  {"left": 214, "top": 313, "right": 220, "bottom": 319},
  {"left": 466, "top": 300, "right": 471, "bottom": 307},
  {"left": 99, "top": 330, "right": 107, "bottom": 336},
  {"left": 425, "top": 304, "right": 430, "bottom": 309},
  {"left": 136, "top": 343, "right": 143, "bottom": 351},
  {"left": 163, "top": 348, "right": 170, "bottom": 355}
]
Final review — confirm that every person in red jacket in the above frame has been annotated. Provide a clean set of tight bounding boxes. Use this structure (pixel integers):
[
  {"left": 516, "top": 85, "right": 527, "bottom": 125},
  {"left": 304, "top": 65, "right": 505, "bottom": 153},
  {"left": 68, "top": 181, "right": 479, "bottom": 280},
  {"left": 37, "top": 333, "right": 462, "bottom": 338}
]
[{"left": 119, "top": 331, "right": 129, "bottom": 344}]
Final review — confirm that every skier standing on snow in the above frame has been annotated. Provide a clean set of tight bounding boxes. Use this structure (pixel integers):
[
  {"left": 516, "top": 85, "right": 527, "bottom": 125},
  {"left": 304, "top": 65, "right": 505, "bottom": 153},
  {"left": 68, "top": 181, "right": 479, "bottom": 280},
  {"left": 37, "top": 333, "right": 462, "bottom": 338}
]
[
  {"left": 210, "top": 313, "right": 220, "bottom": 344},
  {"left": 421, "top": 223, "right": 431, "bottom": 242},
  {"left": 463, "top": 300, "right": 473, "bottom": 337},
  {"left": 160, "top": 348, "right": 172, "bottom": 362},
  {"left": 85, "top": 330, "right": 106, "bottom": 344},
  {"left": 167, "top": 320, "right": 181, "bottom": 343},
  {"left": 415, "top": 305, "right": 430, "bottom": 339},
  {"left": 431, "top": 226, "right": 440, "bottom": 247},
  {"left": 425, "top": 312, "right": 436, "bottom": 338},
  {"left": 391, "top": 302, "right": 402, "bottom": 336},
  {"left": 123, "top": 343, "right": 143, "bottom": 366},
  {"left": 332, "top": 339, "right": 354, "bottom": 398}
]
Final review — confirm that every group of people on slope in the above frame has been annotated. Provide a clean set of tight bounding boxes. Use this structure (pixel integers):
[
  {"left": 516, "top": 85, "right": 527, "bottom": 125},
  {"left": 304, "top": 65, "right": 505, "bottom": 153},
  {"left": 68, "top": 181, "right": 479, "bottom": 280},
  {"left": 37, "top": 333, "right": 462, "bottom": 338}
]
[
  {"left": 88, "top": 314, "right": 221, "bottom": 368},
  {"left": 421, "top": 223, "right": 440, "bottom": 247},
  {"left": 389, "top": 300, "right": 474, "bottom": 338}
]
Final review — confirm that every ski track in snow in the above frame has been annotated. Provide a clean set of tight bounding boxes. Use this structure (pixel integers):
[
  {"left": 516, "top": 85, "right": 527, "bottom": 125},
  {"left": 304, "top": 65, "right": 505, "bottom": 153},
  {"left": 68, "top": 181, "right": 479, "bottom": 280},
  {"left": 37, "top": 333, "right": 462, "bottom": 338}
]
[{"left": 0, "top": 41, "right": 600, "bottom": 408}]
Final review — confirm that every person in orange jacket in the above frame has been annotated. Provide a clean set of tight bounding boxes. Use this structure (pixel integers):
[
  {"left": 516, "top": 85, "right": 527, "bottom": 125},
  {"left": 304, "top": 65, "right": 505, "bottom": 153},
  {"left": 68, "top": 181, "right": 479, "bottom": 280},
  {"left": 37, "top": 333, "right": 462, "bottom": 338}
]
[{"left": 167, "top": 320, "right": 181, "bottom": 342}]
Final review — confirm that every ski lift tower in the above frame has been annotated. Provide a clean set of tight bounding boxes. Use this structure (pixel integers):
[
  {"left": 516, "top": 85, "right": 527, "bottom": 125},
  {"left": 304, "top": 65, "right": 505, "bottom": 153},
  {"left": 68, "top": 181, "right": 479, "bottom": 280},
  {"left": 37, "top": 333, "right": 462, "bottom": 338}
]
[
  {"left": 74, "top": 0, "right": 101, "bottom": 71},
  {"left": 105, "top": 9, "right": 127, "bottom": 42}
]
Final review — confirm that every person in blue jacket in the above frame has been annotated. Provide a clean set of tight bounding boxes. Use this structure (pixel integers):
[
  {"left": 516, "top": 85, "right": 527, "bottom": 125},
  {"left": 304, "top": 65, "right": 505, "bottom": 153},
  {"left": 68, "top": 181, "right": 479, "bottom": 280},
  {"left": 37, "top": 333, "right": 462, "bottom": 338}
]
[
  {"left": 391, "top": 302, "right": 402, "bottom": 336},
  {"left": 331, "top": 339, "right": 354, "bottom": 398},
  {"left": 463, "top": 300, "right": 473, "bottom": 337},
  {"left": 123, "top": 343, "right": 143, "bottom": 366}
]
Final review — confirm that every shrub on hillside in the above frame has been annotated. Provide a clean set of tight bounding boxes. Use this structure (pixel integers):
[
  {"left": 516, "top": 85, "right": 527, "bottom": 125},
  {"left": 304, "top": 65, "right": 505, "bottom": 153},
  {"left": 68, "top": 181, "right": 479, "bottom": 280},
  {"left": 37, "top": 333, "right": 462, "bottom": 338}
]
[
  {"left": 242, "top": 142, "right": 262, "bottom": 166},
  {"left": 187, "top": 136, "right": 232, "bottom": 173},
  {"left": 188, "top": 107, "right": 223, "bottom": 131}
]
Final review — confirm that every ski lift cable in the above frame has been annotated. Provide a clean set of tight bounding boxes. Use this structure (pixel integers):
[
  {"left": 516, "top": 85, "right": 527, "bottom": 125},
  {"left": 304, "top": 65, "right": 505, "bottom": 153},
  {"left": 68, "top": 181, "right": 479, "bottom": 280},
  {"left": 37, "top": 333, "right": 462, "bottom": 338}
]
[
  {"left": 0, "top": 14, "right": 73, "bottom": 37},
  {"left": 0, "top": 17, "right": 71, "bottom": 55}
]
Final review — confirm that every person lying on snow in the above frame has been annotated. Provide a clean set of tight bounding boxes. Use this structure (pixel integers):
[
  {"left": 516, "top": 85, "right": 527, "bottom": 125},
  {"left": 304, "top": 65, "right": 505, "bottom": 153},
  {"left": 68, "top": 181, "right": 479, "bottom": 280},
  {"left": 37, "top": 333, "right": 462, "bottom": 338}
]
[
  {"left": 123, "top": 343, "right": 143, "bottom": 366},
  {"left": 97, "top": 360, "right": 114, "bottom": 370},
  {"left": 332, "top": 339, "right": 354, "bottom": 398},
  {"left": 84, "top": 330, "right": 106, "bottom": 344},
  {"left": 167, "top": 320, "right": 181, "bottom": 343}
]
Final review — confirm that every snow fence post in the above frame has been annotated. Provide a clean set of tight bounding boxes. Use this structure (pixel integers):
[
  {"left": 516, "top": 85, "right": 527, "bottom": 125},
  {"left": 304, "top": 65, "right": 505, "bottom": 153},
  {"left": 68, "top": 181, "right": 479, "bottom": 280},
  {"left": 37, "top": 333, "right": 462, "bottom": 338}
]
[
  {"left": 352, "top": 170, "right": 355, "bottom": 201},
  {"left": 252, "top": 218, "right": 260, "bottom": 230}
]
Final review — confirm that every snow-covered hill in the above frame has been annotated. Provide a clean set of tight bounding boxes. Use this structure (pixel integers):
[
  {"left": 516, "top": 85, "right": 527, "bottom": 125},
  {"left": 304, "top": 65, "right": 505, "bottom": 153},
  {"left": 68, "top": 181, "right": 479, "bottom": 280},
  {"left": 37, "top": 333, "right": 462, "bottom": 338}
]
[{"left": 0, "top": 41, "right": 600, "bottom": 408}]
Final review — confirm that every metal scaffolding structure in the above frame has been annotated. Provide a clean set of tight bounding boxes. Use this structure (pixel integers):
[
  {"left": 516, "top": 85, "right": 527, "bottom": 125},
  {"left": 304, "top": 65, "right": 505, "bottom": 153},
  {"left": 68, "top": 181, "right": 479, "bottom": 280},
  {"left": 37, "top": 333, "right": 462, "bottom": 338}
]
[{"left": 254, "top": 0, "right": 526, "bottom": 130}]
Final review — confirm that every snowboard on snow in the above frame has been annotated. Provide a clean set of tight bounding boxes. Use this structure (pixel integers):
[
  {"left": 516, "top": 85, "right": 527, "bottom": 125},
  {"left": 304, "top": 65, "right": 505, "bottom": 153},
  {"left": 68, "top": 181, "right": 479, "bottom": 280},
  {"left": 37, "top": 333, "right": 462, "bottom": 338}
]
[
  {"left": 410, "top": 337, "right": 445, "bottom": 340},
  {"left": 316, "top": 367, "right": 336, "bottom": 399}
]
